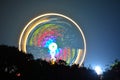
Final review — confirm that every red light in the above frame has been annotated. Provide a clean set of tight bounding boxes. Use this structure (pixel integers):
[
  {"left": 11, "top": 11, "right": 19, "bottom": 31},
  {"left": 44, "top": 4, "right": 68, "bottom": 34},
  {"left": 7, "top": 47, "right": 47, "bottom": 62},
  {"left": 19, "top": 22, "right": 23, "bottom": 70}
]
[{"left": 16, "top": 73, "right": 21, "bottom": 77}]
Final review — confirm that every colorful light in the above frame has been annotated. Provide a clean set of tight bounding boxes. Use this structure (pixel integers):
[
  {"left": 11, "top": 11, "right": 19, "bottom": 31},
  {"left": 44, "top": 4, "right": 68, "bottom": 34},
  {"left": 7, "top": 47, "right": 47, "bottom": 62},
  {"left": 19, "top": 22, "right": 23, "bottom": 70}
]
[
  {"left": 18, "top": 13, "right": 86, "bottom": 67},
  {"left": 49, "top": 42, "right": 57, "bottom": 61}
]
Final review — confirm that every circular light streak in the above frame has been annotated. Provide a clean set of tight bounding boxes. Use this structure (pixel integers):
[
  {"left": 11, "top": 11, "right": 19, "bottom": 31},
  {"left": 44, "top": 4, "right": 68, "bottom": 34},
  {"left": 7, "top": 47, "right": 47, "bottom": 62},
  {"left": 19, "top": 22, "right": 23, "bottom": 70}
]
[{"left": 18, "top": 13, "right": 86, "bottom": 67}]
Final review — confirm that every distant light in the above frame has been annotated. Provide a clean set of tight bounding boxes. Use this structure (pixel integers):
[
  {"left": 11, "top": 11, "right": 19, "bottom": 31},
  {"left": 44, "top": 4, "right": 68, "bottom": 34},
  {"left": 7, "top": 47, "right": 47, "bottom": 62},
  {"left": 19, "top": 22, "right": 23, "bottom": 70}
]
[
  {"left": 94, "top": 66, "right": 103, "bottom": 75},
  {"left": 16, "top": 73, "right": 21, "bottom": 77}
]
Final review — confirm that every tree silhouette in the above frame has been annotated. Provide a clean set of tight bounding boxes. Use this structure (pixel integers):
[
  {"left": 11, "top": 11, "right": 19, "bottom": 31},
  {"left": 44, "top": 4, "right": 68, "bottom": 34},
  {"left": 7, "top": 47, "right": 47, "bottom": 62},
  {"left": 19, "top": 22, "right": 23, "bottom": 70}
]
[
  {"left": 0, "top": 45, "right": 100, "bottom": 80},
  {"left": 103, "top": 59, "right": 120, "bottom": 80}
]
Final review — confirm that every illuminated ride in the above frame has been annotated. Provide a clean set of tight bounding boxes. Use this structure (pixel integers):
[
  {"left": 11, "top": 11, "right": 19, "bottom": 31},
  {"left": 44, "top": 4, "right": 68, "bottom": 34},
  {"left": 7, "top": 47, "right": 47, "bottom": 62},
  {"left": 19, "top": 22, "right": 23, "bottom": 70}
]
[{"left": 18, "top": 13, "right": 86, "bottom": 67}]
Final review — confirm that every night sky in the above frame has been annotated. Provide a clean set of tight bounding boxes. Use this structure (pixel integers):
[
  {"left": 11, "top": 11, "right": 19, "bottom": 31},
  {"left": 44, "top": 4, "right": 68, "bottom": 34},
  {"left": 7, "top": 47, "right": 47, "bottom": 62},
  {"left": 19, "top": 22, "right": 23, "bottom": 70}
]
[{"left": 0, "top": 0, "right": 120, "bottom": 70}]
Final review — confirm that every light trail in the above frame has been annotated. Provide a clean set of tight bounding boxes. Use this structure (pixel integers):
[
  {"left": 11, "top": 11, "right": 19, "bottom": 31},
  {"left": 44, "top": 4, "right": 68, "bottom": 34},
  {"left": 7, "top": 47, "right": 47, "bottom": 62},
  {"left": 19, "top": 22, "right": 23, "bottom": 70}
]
[{"left": 18, "top": 13, "right": 86, "bottom": 67}]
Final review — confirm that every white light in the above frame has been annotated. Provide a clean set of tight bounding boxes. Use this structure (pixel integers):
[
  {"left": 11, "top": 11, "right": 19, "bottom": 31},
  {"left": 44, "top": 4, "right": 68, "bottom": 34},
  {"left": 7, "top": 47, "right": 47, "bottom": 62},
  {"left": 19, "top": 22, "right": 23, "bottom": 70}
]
[
  {"left": 49, "top": 42, "right": 57, "bottom": 51},
  {"left": 49, "top": 42, "right": 57, "bottom": 61},
  {"left": 94, "top": 66, "right": 103, "bottom": 75}
]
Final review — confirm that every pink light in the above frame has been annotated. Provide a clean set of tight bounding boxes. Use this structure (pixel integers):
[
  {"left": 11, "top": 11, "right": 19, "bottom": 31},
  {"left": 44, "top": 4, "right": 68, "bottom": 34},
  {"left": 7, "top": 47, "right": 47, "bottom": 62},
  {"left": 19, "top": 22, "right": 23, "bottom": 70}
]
[
  {"left": 37, "top": 30, "right": 56, "bottom": 46},
  {"left": 63, "top": 48, "right": 67, "bottom": 60}
]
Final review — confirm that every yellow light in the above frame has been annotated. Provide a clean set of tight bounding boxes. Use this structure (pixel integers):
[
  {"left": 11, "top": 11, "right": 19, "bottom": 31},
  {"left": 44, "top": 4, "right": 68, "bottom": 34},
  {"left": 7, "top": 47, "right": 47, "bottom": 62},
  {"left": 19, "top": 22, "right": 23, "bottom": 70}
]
[
  {"left": 74, "top": 49, "right": 83, "bottom": 67},
  {"left": 51, "top": 59, "right": 55, "bottom": 65},
  {"left": 19, "top": 18, "right": 49, "bottom": 53}
]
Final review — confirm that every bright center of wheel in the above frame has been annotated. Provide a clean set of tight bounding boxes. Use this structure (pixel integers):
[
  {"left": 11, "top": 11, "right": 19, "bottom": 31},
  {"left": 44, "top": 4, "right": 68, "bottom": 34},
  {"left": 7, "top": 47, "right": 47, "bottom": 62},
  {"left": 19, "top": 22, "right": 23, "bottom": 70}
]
[{"left": 49, "top": 42, "right": 57, "bottom": 61}]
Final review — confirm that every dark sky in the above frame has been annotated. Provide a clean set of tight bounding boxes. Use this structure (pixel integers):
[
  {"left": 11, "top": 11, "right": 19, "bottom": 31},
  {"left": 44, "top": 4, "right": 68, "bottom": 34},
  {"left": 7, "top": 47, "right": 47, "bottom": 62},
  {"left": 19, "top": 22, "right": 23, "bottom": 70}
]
[{"left": 0, "top": 0, "right": 120, "bottom": 70}]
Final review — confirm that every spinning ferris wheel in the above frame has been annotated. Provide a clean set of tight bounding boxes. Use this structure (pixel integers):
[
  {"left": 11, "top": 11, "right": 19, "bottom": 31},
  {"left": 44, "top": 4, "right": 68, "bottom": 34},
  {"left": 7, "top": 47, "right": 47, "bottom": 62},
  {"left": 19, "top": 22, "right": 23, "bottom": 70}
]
[{"left": 18, "top": 13, "right": 86, "bottom": 67}]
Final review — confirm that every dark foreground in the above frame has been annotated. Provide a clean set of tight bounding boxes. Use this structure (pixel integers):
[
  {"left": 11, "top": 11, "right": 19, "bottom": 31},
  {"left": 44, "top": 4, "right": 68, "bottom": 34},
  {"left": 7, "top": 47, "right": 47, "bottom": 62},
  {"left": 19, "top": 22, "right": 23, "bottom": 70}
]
[{"left": 0, "top": 45, "right": 120, "bottom": 80}]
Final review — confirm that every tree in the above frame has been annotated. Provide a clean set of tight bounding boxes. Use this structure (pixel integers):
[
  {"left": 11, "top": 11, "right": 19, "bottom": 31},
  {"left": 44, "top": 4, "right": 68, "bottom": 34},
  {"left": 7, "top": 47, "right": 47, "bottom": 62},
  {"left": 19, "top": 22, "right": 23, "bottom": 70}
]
[{"left": 103, "top": 59, "right": 120, "bottom": 80}]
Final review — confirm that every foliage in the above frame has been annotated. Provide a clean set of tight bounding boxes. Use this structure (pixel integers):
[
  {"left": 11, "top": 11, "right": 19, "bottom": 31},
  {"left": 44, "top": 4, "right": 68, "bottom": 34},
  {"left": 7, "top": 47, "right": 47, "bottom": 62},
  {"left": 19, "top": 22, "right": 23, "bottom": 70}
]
[
  {"left": 0, "top": 45, "right": 100, "bottom": 80},
  {"left": 103, "top": 59, "right": 120, "bottom": 80}
]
